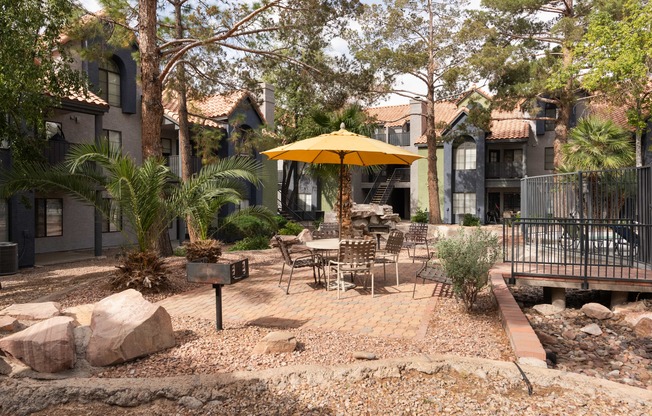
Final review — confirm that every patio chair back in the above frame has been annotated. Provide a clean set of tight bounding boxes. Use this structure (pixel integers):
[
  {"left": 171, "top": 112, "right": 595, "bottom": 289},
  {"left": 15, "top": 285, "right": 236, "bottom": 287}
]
[
  {"left": 405, "top": 223, "right": 428, "bottom": 244},
  {"left": 384, "top": 230, "right": 404, "bottom": 254},
  {"left": 338, "top": 239, "right": 376, "bottom": 269},
  {"left": 313, "top": 222, "right": 339, "bottom": 239},
  {"left": 274, "top": 235, "right": 294, "bottom": 266}
]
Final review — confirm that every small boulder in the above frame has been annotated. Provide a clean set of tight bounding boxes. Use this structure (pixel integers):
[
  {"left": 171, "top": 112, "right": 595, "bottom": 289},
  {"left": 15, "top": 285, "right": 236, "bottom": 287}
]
[
  {"left": 0, "top": 302, "right": 61, "bottom": 320},
  {"left": 613, "top": 301, "right": 647, "bottom": 314},
  {"left": 0, "top": 316, "right": 20, "bottom": 332},
  {"left": 297, "top": 229, "right": 313, "bottom": 243},
  {"left": 580, "top": 323, "right": 603, "bottom": 336},
  {"left": 532, "top": 304, "right": 563, "bottom": 316},
  {"left": 63, "top": 304, "right": 95, "bottom": 326},
  {"left": 86, "top": 289, "right": 175, "bottom": 367},
  {"left": 624, "top": 312, "right": 652, "bottom": 327},
  {"left": 581, "top": 303, "right": 613, "bottom": 320},
  {"left": 535, "top": 331, "right": 558, "bottom": 345},
  {"left": 634, "top": 317, "right": 652, "bottom": 338},
  {"left": 252, "top": 331, "right": 297, "bottom": 354},
  {"left": 352, "top": 351, "right": 377, "bottom": 360},
  {"left": 0, "top": 316, "right": 76, "bottom": 373},
  {"left": 562, "top": 329, "right": 578, "bottom": 340}
]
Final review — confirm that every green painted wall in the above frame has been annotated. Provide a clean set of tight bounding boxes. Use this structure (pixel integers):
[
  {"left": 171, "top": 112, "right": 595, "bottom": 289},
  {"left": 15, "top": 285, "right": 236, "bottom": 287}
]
[{"left": 416, "top": 146, "right": 444, "bottom": 217}]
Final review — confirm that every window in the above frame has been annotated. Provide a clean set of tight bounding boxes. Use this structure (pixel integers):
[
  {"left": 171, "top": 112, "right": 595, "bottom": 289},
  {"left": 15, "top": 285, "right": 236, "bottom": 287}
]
[
  {"left": 488, "top": 150, "right": 499, "bottom": 164},
  {"left": 454, "top": 140, "right": 476, "bottom": 170},
  {"left": 453, "top": 192, "right": 476, "bottom": 215},
  {"left": 298, "top": 193, "right": 312, "bottom": 211},
  {"left": 0, "top": 199, "right": 7, "bottom": 242},
  {"left": 161, "top": 138, "right": 172, "bottom": 157},
  {"left": 544, "top": 147, "right": 554, "bottom": 170},
  {"left": 98, "top": 59, "right": 121, "bottom": 107},
  {"left": 102, "top": 129, "right": 122, "bottom": 152},
  {"left": 102, "top": 198, "right": 121, "bottom": 233},
  {"left": 35, "top": 198, "right": 63, "bottom": 237},
  {"left": 545, "top": 107, "right": 557, "bottom": 131}
]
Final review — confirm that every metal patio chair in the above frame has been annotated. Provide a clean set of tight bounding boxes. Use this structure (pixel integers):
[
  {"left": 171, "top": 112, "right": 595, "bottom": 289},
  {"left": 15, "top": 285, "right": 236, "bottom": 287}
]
[
  {"left": 402, "top": 222, "right": 432, "bottom": 263},
  {"left": 275, "top": 235, "right": 323, "bottom": 295},
  {"left": 328, "top": 239, "right": 376, "bottom": 298},
  {"left": 375, "top": 230, "right": 404, "bottom": 286},
  {"left": 413, "top": 253, "right": 451, "bottom": 299}
]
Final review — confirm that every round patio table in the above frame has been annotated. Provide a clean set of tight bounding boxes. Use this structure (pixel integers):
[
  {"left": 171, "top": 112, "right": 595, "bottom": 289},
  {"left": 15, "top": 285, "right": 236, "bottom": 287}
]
[{"left": 306, "top": 239, "right": 356, "bottom": 292}]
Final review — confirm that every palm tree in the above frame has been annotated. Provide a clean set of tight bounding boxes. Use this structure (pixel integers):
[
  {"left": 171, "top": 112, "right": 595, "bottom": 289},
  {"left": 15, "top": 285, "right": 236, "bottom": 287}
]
[
  {"left": 304, "top": 104, "right": 375, "bottom": 238},
  {"left": 560, "top": 116, "right": 635, "bottom": 172}
]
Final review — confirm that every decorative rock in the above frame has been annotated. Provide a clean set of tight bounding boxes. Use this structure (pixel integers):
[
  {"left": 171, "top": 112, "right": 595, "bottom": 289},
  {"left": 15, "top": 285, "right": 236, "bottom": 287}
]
[
  {"left": 581, "top": 303, "right": 613, "bottom": 320},
  {"left": 580, "top": 323, "right": 603, "bottom": 336},
  {"left": 0, "top": 316, "right": 20, "bottom": 332},
  {"left": 63, "top": 304, "right": 95, "bottom": 326},
  {"left": 613, "top": 301, "right": 647, "bottom": 314},
  {"left": 536, "top": 331, "right": 558, "bottom": 345},
  {"left": 252, "top": 331, "right": 297, "bottom": 354},
  {"left": 178, "top": 396, "right": 204, "bottom": 409},
  {"left": 0, "top": 302, "right": 61, "bottom": 320},
  {"left": 297, "top": 229, "right": 313, "bottom": 243},
  {"left": 0, "top": 354, "right": 30, "bottom": 375},
  {"left": 561, "top": 329, "right": 577, "bottom": 340},
  {"left": 624, "top": 312, "right": 652, "bottom": 327},
  {"left": 352, "top": 351, "right": 377, "bottom": 360},
  {"left": 633, "top": 317, "right": 652, "bottom": 338},
  {"left": 532, "top": 304, "right": 563, "bottom": 316},
  {"left": 0, "top": 316, "right": 76, "bottom": 373},
  {"left": 86, "top": 289, "right": 175, "bottom": 367}
]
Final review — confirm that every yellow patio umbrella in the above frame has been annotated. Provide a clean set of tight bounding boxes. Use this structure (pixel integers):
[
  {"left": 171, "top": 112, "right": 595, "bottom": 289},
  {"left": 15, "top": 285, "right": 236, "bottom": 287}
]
[{"left": 262, "top": 123, "right": 424, "bottom": 235}]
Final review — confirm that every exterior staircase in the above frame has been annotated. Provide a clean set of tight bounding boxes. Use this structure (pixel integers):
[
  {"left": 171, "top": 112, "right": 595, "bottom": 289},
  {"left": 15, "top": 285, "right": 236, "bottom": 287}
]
[{"left": 364, "top": 168, "right": 409, "bottom": 205}]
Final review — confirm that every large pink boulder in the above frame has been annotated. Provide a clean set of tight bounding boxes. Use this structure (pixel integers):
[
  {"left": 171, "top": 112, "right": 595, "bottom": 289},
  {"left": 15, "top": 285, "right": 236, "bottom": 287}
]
[
  {"left": 0, "top": 302, "right": 61, "bottom": 320},
  {"left": 86, "top": 289, "right": 175, "bottom": 367},
  {"left": 0, "top": 316, "right": 75, "bottom": 373}
]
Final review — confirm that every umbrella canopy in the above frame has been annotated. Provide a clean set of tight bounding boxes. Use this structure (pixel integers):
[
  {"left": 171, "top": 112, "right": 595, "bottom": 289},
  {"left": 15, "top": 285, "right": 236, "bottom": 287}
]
[
  {"left": 262, "top": 126, "right": 423, "bottom": 166},
  {"left": 262, "top": 124, "right": 424, "bottom": 236}
]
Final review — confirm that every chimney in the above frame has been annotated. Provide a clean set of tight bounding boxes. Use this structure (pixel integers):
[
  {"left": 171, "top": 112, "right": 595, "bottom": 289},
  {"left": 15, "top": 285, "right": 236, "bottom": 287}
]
[{"left": 260, "top": 83, "right": 275, "bottom": 130}]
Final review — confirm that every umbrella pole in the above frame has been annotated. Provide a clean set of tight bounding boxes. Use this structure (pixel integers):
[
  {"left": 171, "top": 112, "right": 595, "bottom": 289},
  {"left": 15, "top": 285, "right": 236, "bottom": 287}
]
[{"left": 339, "top": 154, "right": 344, "bottom": 239}]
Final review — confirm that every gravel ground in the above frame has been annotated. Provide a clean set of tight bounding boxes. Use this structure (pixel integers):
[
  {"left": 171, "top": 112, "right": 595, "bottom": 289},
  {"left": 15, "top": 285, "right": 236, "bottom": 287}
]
[{"left": 2, "top": 248, "right": 652, "bottom": 414}]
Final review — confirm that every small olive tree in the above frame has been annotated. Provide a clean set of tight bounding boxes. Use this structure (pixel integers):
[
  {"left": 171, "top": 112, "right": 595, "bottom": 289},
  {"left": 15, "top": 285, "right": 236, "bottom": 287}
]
[{"left": 436, "top": 228, "right": 501, "bottom": 311}]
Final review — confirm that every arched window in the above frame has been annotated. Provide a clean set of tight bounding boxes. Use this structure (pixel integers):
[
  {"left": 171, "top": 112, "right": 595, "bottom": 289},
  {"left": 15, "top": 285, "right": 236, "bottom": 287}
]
[
  {"left": 99, "top": 59, "right": 121, "bottom": 107},
  {"left": 453, "top": 137, "right": 476, "bottom": 170}
]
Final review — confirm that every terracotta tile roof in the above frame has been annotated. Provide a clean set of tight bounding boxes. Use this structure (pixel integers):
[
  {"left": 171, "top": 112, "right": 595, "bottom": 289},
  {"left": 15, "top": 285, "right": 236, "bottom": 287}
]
[
  {"left": 163, "top": 93, "right": 221, "bottom": 128},
  {"left": 414, "top": 101, "right": 462, "bottom": 144},
  {"left": 56, "top": 88, "right": 109, "bottom": 110},
  {"left": 487, "top": 109, "right": 530, "bottom": 141},
  {"left": 586, "top": 101, "right": 633, "bottom": 131},
  {"left": 366, "top": 104, "right": 409, "bottom": 127},
  {"left": 163, "top": 90, "right": 265, "bottom": 128}
]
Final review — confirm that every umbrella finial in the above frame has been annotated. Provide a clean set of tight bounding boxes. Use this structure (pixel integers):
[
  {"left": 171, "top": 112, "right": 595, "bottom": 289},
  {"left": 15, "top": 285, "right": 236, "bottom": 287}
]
[{"left": 340, "top": 122, "right": 346, "bottom": 130}]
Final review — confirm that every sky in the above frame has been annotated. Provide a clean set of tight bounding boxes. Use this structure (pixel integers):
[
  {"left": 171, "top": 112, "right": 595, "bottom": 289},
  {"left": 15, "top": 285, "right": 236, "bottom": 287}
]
[{"left": 78, "top": 0, "right": 483, "bottom": 107}]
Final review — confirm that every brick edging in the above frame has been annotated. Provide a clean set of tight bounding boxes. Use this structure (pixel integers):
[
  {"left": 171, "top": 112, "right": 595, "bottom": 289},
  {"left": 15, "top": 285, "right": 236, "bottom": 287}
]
[{"left": 490, "top": 272, "right": 547, "bottom": 365}]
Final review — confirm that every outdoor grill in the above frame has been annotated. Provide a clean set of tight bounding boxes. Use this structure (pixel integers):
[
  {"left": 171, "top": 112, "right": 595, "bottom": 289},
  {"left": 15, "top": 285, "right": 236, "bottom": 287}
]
[
  {"left": 186, "top": 259, "right": 249, "bottom": 330},
  {"left": 367, "top": 224, "right": 390, "bottom": 234}
]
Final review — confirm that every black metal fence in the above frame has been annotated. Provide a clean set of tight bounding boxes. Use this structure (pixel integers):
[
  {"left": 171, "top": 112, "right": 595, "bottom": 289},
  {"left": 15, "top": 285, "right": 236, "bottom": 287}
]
[
  {"left": 506, "top": 166, "right": 652, "bottom": 286},
  {"left": 504, "top": 218, "right": 651, "bottom": 287}
]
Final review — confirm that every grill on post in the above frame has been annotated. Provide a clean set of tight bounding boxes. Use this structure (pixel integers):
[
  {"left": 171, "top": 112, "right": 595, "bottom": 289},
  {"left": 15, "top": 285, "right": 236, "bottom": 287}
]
[{"left": 186, "top": 259, "right": 249, "bottom": 330}]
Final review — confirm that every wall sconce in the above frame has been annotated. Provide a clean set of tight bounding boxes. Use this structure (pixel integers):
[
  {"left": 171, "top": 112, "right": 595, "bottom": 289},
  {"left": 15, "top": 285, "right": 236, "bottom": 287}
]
[{"left": 69, "top": 116, "right": 79, "bottom": 123}]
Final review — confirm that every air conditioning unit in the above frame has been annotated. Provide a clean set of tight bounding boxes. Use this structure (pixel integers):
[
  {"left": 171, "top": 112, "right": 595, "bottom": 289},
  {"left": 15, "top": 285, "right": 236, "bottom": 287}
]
[{"left": 0, "top": 242, "right": 18, "bottom": 275}]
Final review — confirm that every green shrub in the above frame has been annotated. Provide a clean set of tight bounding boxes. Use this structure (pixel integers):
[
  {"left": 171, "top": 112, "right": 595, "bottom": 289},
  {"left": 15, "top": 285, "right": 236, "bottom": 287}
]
[
  {"left": 436, "top": 228, "right": 501, "bottom": 311},
  {"left": 461, "top": 213, "right": 481, "bottom": 226},
  {"left": 274, "top": 215, "right": 288, "bottom": 230},
  {"left": 278, "top": 220, "right": 304, "bottom": 236},
  {"left": 229, "top": 236, "right": 270, "bottom": 251},
  {"left": 173, "top": 246, "right": 187, "bottom": 257},
  {"left": 219, "top": 215, "right": 277, "bottom": 242},
  {"left": 411, "top": 208, "right": 428, "bottom": 223}
]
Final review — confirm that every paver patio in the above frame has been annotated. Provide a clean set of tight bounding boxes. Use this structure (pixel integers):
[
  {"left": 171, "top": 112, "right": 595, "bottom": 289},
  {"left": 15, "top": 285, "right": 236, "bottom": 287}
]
[{"left": 158, "top": 250, "right": 451, "bottom": 340}]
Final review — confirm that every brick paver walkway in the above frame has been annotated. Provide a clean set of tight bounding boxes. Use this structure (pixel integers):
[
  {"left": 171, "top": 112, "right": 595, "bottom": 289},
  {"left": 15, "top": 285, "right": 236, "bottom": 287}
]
[{"left": 158, "top": 250, "right": 448, "bottom": 340}]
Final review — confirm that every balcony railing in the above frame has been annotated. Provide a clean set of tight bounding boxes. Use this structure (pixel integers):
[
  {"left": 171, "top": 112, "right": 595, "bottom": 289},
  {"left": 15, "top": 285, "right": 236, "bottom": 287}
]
[
  {"left": 42, "top": 140, "right": 72, "bottom": 165},
  {"left": 388, "top": 131, "right": 410, "bottom": 146},
  {"left": 167, "top": 155, "right": 202, "bottom": 177},
  {"left": 486, "top": 162, "right": 524, "bottom": 179}
]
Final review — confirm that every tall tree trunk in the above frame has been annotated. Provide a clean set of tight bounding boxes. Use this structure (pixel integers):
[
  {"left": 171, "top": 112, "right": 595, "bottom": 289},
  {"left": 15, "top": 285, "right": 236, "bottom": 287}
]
[
  {"left": 337, "top": 167, "right": 353, "bottom": 238},
  {"left": 140, "top": 0, "right": 172, "bottom": 255},
  {"left": 425, "top": 1, "right": 442, "bottom": 224},
  {"left": 139, "top": 0, "right": 164, "bottom": 160},
  {"left": 173, "top": 0, "right": 198, "bottom": 242}
]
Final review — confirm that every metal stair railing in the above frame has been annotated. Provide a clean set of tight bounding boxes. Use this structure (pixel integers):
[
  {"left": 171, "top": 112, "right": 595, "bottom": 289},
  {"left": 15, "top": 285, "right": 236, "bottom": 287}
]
[
  {"left": 375, "top": 168, "right": 409, "bottom": 205},
  {"left": 363, "top": 171, "right": 388, "bottom": 204}
]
